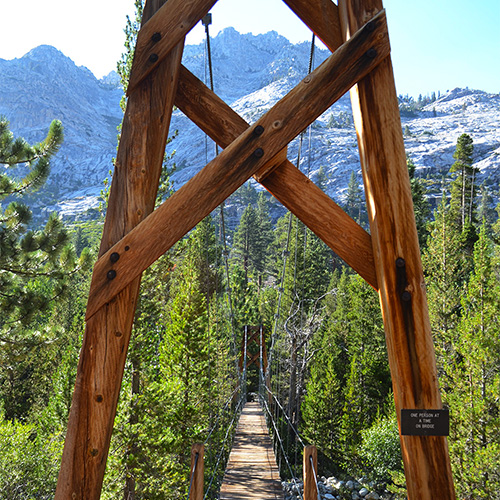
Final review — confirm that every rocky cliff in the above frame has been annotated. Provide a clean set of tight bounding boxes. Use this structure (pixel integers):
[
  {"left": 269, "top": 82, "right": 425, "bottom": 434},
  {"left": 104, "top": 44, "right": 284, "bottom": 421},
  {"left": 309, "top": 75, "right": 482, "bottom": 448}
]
[{"left": 0, "top": 30, "right": 498, "bottom": 221}]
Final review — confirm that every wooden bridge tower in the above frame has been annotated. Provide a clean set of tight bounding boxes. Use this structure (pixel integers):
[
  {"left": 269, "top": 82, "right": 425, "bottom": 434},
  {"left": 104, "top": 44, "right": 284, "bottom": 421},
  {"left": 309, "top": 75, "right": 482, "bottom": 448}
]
[{"left": 55, "top": 1, "right": 456, "bottom": 498}]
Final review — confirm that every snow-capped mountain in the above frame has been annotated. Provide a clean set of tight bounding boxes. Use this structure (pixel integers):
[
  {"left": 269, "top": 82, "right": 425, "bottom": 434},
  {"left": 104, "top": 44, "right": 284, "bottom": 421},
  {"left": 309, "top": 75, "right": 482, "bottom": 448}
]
[{"left": 0, "top": 30, "right": 498, "bottom": 221}]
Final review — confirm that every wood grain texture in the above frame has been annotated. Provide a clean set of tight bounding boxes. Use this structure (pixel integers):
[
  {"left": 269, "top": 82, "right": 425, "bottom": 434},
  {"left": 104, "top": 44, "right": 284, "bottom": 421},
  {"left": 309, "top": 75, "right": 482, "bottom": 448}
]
[
  {"left": 55, "top": 1, "right": 184, "bottom": 498},
  {"left": 128, "top": 0, "right": 217, "bottom": 93},
  {"left": 174, "top": 66, "right": 377, "bottom": 287},
  {"left": 261, "top": 160, "right": 377, "bottom": 288},
  {"left": 190, "top": 443, "right": 204, "bottom": 500},
  {"left": 219, "top": 402, "right": 281, "bottom": 500},
  {"left": 282, "top": 0, "right": 343, "bottom": 51},
  {"left": 338, "top": 1, "right": 456, "bottom": 498},
  {"left": 303, "top": 445, "right": 318, "bottom": 500},
  {"left": 86, "top": 16, "right": 389, "bottom": 319}
]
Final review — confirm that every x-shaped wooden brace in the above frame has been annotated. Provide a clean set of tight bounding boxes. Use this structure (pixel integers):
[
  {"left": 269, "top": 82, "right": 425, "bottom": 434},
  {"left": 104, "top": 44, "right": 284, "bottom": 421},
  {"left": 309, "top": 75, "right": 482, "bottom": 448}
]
[
  {"left": 85, "top": 7, "right": 387, "bottom": 319},
  {"left": 239, "top": 327, "right": 268, "bottom": 372}
]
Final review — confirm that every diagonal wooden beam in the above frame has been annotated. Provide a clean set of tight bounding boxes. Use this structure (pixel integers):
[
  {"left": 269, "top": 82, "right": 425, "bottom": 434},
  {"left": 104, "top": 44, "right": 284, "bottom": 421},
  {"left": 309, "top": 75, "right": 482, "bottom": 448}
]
[
  {"left": 261, "top": 162, "right": 377, "bottom": 288},
  {"left": 128, "top": 0, "right": 218, "bottom": 93},
  {"left": 55, "top": 1, "right": 185, "bottom": 497},
  {"left": 174, "top": 64, "right": 377, "bottom": 289},
  {"left": 85, "top": 10, "right": 389, "bottom": 319},
  {"left": 282, "top": 0, "right": 343, "bottom": 51}
]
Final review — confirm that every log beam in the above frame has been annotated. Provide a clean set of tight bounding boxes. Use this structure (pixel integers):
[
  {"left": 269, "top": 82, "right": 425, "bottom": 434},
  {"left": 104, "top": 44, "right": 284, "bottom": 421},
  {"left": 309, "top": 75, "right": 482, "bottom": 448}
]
[
  {"left": 174, "top": 65, "right": 377, "bottom": 288},
  {"left": 282, "top": 0, "right": 343, "bottom": 51},
  {"left": 85, "top": 11, "right": 389, "bottom": 319},
  {"left": 55, "top": 1, "right": 184, "bottom": 498},
  {"left": 338, "top": 1, "right": 456, "bottom": 498},
  {"left": 128, "top": 0, "right": 217, "bottom": 93}
]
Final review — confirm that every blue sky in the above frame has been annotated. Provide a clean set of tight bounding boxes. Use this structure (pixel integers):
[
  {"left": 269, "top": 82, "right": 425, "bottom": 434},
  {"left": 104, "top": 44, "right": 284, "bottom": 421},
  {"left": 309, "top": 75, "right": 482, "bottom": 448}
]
[{"left": 1, "top": 0, "right": 498, "bottom": 97}]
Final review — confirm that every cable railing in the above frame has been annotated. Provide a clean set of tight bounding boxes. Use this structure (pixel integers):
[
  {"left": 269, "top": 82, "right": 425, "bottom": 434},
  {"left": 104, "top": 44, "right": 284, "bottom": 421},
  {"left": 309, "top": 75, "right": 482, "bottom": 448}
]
[{"left": 259, "top": 391, "right": 304, "bottom": 500}]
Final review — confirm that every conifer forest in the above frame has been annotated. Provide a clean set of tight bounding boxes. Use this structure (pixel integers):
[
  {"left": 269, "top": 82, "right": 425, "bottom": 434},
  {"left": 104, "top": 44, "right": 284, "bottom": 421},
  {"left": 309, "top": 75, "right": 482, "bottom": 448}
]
[{"left": 1, "top": 4, "right": 499, "bottom": 500}]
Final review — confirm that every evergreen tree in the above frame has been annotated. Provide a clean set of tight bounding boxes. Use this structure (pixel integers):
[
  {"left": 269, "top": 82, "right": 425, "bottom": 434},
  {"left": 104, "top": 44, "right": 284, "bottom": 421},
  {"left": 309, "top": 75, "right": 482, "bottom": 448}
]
[
  {"left": 343, "top": 171, "right": 364, "bottom": 225},
  {"left": 233, "top": 204, "right": 259, "bottom": 283},
  {"left": 315, "top": 165, "right": 329, "bottom": 192},
  {"left": 407, "top": 155, "right": 430, "bottom": 248},
  {"left": 476, "top": 182, "right": 497, "bottom": 233},
  {"left": 0, "top": 117, "right": 90, "bottom": 341},
  {"left": 423, "top": 194, "right": 464, "bottom": 359},
  {"left": 444, "top": 223, "right": 500, "bottom": 497},
  {"left": 449, "top": 133, "right": 477, "bottom": 230}
]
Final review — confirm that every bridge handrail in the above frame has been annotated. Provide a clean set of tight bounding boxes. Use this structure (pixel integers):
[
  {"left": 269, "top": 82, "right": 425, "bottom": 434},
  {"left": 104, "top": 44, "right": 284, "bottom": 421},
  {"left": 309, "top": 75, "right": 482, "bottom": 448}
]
[{"left": 259, "top": 392, "right": 304, "bottom": 500}]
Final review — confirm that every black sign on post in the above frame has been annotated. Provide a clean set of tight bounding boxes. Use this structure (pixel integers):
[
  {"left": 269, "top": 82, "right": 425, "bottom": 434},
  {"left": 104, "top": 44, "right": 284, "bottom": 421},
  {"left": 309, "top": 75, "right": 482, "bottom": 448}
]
[{"left": 401, "top": 409, "right": 450, "bottom": 436}]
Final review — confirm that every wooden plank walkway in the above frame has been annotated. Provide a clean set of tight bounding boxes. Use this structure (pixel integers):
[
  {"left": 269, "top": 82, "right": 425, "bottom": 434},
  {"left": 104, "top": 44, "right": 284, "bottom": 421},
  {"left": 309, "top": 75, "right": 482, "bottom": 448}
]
[{"left": 219, "top": 401, "right": 283, "bottom": 500}]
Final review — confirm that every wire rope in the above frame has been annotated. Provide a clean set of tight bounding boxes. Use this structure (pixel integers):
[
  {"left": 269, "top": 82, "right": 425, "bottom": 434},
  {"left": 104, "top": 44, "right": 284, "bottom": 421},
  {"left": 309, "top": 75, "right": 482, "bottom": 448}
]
[
  {"left": 186, "top": 452, "right": 199, "bottom": 500},
  {"left": 203, "top": 385, "right": 241, "bottom": 445}
]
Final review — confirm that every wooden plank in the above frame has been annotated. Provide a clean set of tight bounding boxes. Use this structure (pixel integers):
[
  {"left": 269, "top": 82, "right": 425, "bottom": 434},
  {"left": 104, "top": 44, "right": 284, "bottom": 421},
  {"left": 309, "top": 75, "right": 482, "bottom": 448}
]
[
  {"left": 303, "top": 445, "right": 318, "bottom": 500},
  {"left": 282, "top": 0, "right": 343, "bottom": 51},
  {"left": 220, "top": 402, "right": 281, "bottom": 500},
  {"left": 174, "top": 65, "right": 377, "bottom": 288},
  {"left": 175, "top": 64, "right": 288, "bottom": 182},
  {"left": 128, "top": 0, "right": 217, "bottom": 93},
  {"left": 54, "top": 2, "right": 184, "bottom": 498},
  {"left": 86, "top": 19, "right": 389, "bottom": 320},
  {"left": 338, "top": 1, "right": 456, "bottom": 499}
]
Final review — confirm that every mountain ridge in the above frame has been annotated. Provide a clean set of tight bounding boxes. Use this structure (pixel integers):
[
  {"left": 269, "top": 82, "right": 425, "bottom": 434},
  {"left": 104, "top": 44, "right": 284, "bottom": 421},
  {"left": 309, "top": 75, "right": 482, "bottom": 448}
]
[{"left": 0, "top": 32, "right": 498, "bottom": 221}]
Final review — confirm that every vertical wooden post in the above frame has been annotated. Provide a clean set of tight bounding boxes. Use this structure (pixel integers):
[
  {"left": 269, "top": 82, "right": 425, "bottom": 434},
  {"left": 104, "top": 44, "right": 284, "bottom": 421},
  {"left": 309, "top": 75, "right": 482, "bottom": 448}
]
[
  {"left": 55, "top": 1, "right": 184, "bottom": 498},
  {"left": 338, "top": 1, "right": 455, "bottom": 499},
  {"left": 303, "top": 445, "right": 318, "bottom": 500},
  {"left": 189, "top": 443, "right": 204, "bottom": 500}
]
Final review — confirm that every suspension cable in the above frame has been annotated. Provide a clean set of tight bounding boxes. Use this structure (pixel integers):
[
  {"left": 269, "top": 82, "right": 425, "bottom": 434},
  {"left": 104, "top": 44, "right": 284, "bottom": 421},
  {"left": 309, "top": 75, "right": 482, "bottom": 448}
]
[
  {"left": 309, "top": 454, "right": 321, "bottom": 500},
  {"left": 261, "top": 380, "right": 305, "bottom": 447},
  {"left": 204, "top": 385, "right": 241, "bottom": 445},
  {"left": 267, "top": 32, "right": 317, "bottom": 374},
  {"left": 186, "top": 452, "right": 199, "bottom": 500},
  {"left": 203, "top": 13, "right": 239, "bottom": 379}
]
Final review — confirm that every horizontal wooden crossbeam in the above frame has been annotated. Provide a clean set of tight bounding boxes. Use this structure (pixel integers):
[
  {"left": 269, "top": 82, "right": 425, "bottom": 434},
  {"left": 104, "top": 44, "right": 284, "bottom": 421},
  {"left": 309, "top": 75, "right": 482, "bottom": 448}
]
[
  {"left": 175, "top": 65, "right": 377, "bottom": 288},
  {"left": 86, "top": 10, "right": 389, "bottom": 319}
]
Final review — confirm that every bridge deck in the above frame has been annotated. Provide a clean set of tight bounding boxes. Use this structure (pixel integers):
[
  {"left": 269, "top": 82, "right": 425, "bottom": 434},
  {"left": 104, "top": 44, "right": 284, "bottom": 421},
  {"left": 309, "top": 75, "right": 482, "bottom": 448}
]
[{"left": 219, "top": 401, "right": 283, "bottom": 500}]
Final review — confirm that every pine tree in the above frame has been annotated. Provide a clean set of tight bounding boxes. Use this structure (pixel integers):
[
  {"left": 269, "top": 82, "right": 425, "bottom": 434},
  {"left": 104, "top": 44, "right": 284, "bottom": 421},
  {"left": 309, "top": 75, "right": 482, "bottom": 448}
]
[
  {"left": 0, "top": 117, "right": 89, "bottom": 340},
  {"left": 233, "top": 204, "right": 259, "bottom": 283},
  {"left": 444, "top": 223, "right": 500, "bottom": 497},
  {"left": 344, "top": 171, "right": 364, "bottom": 225},
  {"left": 449, "top": 133, "right": 476, "bottom": 230},
  {"left": 407, "top": 155, "right": 430, "bottom": 248},
  {"left": 423, "top": 194, "right": 465, "bottom": 359}
]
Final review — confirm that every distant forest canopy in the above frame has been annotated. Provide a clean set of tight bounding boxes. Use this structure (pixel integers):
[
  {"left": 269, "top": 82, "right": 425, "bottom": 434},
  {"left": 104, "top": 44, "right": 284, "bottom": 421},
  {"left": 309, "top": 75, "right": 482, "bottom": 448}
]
[{"left": 1, "top": 104, "right": 499, "bottom": 498}]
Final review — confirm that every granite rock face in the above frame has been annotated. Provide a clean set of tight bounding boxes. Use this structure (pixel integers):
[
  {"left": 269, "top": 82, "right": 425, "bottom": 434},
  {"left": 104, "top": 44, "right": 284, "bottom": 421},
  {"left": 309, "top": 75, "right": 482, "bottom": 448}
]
[{"left": 1, "top": 32, "right": 498, "bottom": 221}]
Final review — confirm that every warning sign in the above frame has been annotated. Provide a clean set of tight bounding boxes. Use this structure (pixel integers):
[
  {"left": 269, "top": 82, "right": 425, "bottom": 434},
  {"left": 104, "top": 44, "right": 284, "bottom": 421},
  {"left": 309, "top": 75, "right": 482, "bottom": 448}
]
[{"left": 401, "top": 409, "right": 449, "bottom": 436}]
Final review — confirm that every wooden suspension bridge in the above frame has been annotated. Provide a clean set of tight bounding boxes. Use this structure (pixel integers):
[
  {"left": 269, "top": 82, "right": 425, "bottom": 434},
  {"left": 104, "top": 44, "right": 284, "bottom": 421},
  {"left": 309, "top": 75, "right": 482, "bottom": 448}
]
[
  {"left": 188, "top": 399, "right": 321, "bottom": 500},
  {"left": 54, "top": 0, "right": 457, "bottom": 498}
]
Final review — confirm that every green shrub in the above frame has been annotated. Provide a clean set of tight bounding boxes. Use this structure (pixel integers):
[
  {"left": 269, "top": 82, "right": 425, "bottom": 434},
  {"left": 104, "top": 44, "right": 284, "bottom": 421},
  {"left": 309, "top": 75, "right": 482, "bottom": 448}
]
[{"left": 359, "top": 413, "right": 402, "bottom": 481}]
